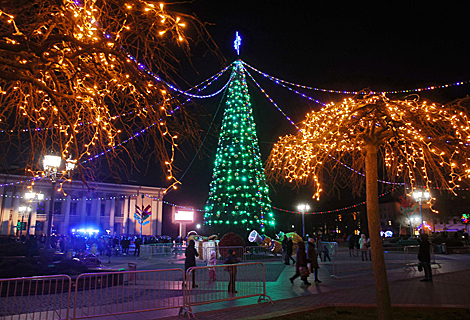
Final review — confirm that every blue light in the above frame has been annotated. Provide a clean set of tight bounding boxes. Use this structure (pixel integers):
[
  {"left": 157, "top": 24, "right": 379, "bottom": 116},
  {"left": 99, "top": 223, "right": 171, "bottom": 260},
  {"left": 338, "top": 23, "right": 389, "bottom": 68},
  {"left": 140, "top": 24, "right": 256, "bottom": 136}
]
[{"left": 234, "top": 31, "right": 242, "bottom": 56}]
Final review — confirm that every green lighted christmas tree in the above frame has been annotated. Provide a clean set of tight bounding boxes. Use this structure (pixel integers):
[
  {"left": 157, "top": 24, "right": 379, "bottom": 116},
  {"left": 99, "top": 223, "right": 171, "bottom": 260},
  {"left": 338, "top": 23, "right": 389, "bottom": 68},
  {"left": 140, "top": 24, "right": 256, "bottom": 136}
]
[{"left": 204, "top": 54, "right": 275, "bottom": 237}]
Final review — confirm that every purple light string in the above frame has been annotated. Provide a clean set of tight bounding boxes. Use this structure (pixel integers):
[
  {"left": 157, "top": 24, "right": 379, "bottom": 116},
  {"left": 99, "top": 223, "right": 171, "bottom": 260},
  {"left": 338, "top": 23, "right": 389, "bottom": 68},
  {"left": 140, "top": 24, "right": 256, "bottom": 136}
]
[
  {"left": 242, "top": 61, "right": 326, "bottom": 106},
  {"left": 242, "top": 61, "right": 404, "bottom": 186},
  {"left": 243, "top": 62, "right": 470, "bottom": 95},
  {"left": 242, "top": 64, "right": 298, "bottom": 129}
]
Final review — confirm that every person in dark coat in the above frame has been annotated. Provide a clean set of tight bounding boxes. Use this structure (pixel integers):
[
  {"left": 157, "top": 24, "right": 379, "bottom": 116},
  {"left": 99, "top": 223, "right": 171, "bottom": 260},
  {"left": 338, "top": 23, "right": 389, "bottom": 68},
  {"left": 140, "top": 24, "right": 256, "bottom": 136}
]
[
  {"left": 289, "top": 241, "right": 311, "bottom": 286},
  {"left": 418, "top": 233, "right": 432, "bottom": 282},
  {"left": 348, "top": 234, "right": 356, "bottom": 257},
  {"left": 286, "top": 237, "right": 296, "bottom": 265},
  {"left": 224, "top": 249, "right": 240, "bottom": 293},
  {"left": 184, "top": 239, "right": 199, "bottom": 288},
  {"left": 307, "top": 238, "right": 321, "bottom": 283},
  {"left": 134, "top": 237, "right": 142, "bottom": 257},
  {"left": 282, "top": 237, "right": 288, "bottom": 265}
]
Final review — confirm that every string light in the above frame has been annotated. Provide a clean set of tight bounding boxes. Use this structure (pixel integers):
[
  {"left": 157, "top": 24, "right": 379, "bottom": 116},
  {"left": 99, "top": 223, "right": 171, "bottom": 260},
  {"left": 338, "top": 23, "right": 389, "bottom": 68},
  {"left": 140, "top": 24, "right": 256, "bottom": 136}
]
[
  {"left": 268, "top": 93, "right": 470, "bottom": 210},
  {"left": 243, "top": 62, "right": 470, "bottom": 95},
  {"left": 0, "top": 0, "right": 219, "bottom": 192},
  {"left": 203, "top": 60, "right": 275, "bottom": 233}
]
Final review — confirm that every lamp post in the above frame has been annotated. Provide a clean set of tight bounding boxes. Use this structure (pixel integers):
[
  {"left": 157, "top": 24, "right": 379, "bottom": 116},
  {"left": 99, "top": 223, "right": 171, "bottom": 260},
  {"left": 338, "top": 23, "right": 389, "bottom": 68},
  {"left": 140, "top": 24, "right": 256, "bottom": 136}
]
[
  {"left": 297, "top": 204, "right": 310, "bottom": 238},
  {"left": 412, "top": 190, "right": 430, "bottom": 234},
  {"left": 409, "top": 216, "right": 419, "bottom": 238},
  {"left": 43, "top": 154, "right": 61, "bottom": 248}
]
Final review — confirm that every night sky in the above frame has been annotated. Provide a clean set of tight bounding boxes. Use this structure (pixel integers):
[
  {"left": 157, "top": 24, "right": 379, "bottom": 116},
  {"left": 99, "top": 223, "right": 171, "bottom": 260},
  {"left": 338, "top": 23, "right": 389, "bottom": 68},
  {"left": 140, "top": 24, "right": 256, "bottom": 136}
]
[{"left": 130, "top": 2, "right": 470, "bottom": 235}]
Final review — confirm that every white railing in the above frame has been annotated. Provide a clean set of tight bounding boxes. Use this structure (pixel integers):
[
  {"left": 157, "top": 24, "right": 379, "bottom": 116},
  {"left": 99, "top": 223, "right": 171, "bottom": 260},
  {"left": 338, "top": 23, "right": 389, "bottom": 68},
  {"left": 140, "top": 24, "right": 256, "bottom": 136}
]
[{"left": 139, "top": 243, "right": 173, "bottom": 259}]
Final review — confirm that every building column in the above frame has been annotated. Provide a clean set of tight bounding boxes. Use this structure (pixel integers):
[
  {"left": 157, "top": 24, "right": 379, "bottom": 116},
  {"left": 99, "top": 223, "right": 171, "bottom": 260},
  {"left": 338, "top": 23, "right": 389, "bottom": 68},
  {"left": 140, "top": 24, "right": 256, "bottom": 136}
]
[
  {"left": 62, "top": 196, "right": 71, "bottom": 235},
  {"left": 93, "top": 198, "right": 100, "bottom": 227},
  {"left": 79, "top": 196, "right": 86, "bottom": 226},
  {"left": 10, "top": 194, "right": 20, "bottom": 236},
  {"left": 1, "top": 192, "right": 13, "bottom": 235},
  {"left": 29, "top": 203, "right": 37, "bottom": 235},
  {"left": 123, "top": 196, "right": 129, "bottom": 235},
  {"left": 151, "top": 198, "right": 162, "bottom": 236},
  {"left": 129, "top": 197, "right": 136, "bottom": 235},
  {"left": 119, "top": 198, "right": 125, "bottom": 235},
  {"left": 109, "top": 198, "right": 115, "bottom": 235}
]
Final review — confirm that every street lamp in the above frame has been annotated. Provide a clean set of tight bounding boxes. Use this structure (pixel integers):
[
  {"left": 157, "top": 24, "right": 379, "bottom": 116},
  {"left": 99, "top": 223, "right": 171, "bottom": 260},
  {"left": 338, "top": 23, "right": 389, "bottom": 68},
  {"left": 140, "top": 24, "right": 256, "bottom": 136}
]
[
  {"left": 43, "top": 154, "right": 61, "bottom": 248},
  {"left": 297, "top": 204, "right": 310, "bottom": 238},
  {"left": 412, "top": 190, "right": 430, "bottom": 234}
]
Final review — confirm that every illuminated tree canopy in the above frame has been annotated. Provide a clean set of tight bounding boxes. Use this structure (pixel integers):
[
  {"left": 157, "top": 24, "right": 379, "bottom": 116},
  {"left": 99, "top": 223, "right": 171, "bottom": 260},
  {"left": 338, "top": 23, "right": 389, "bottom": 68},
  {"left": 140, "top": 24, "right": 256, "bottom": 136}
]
[
  {"left": 0, "top": 0, "right": 220, "bottom": 189},
  {"left": 268, "top": 93, "right": 470, "bottom": 201},
  {"left": 267, "top": 92, "right": 470, "bottom": 320}
]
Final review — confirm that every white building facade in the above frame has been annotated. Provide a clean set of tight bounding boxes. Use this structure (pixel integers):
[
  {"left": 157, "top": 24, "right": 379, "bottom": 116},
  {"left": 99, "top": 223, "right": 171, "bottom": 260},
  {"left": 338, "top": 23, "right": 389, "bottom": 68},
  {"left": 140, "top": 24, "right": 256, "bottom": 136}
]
[{"left": 0, "top": 174, "right": 165, "bottom": 237}]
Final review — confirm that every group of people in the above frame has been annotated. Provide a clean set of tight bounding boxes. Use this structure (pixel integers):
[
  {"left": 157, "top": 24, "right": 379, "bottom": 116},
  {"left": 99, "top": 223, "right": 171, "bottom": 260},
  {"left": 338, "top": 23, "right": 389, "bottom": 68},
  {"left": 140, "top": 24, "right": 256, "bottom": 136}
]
[
  {"left": 184, "top": 240, "right": 240, "bottom": 293},
  {"left": 288, "top": 238, "right": 323, "bottom": 286},
  {"left": 347, "top": 233, "right": 371, "bottom": 261}
]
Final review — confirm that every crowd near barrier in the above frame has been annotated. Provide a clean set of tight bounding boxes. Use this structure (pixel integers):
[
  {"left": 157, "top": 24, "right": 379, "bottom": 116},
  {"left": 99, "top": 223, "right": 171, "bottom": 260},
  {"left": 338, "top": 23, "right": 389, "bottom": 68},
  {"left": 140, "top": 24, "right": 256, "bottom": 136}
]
[{"left": 0, "top": 262, "right": 271, "bottom": 320}]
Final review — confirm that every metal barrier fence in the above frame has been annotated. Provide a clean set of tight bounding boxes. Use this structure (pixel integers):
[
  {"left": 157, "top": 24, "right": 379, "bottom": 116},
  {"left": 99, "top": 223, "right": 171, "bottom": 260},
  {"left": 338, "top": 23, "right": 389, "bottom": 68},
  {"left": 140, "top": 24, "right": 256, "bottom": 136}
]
[
  {"left": 185, "top": 262, "right": 272, "bottom": 317},
  {"left": 139, "top": 244, "right": 173, "bottom": 259},
  {"left": 1, "top": 262, "right": 272, "bottom": 319},
  {"left": 329, "top": 248, "right": 407, "bottom": 279},
  {"left": 201, "top": 246, "right": 283, "bottom": 263},
  {"left": 72, "top": 269, "right": 185, "bottom": 319},
  {"left": 404, "top": 245, "right": 440, "bottom": 268},
  {"left": 244, "top": 246, "right": 283, "bottom": 262},
  {"left": 0, "top": 274, "right": 72, "bottom": 320}
]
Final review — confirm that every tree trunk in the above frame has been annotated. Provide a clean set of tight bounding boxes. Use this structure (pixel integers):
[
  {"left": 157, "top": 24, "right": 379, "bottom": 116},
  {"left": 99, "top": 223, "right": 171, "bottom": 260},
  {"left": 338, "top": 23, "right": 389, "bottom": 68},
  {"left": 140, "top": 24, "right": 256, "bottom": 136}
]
[{"left": 364, "top": 143, "right": 393, "bottom": 320}]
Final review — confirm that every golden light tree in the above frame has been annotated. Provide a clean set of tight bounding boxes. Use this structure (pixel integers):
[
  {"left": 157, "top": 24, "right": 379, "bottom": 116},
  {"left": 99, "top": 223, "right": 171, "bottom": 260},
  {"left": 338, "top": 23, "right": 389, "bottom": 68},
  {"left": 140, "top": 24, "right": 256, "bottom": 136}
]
[
  {"left": 268, "top": 92, "right": 470, "bottom": 320},
  {"left": 0, "top": 0, "right": 220, "bottom": 189}
]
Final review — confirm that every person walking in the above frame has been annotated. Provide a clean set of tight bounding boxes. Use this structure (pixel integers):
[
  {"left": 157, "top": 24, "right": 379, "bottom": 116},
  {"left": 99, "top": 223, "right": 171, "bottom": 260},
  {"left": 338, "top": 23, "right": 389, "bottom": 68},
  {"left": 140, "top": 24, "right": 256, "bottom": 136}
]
[
  {"left": 282, "top": 236, "right": 288, "bottom": 265},
  {"left": 316, "top": 235, "right": 323, "bottom": 262},
  {"left": 134, "top": 237, "right": 142, "bottom": 257},
  {"left": 307, "top": 238, "right": 321, "bottom": 283},
  {"left": 418, "top": 233, "right": 432, "bottom": 282},
  {"left": 359, "top": 234, "right": 369, "bottom": 261},
  {"left": 224, "top": 249, "right": 239, "bottom": 293},
  {"left": 184, "top": 239, "right": 199, "bottom": 288},
  {"left": 322, "top": 245, "right": 331, "bottom": 262},
  {"left": 348, "top": 234, "right": 356, "bottom": 257},
  {"left": 208, "top": 251, "right": 217, "bottom": 281},
  {"left": 286, "top": 237, "right": 296, "bottom": 265},
  {"left": 289, "top": 241, "right": 311, "bottom": 286}
]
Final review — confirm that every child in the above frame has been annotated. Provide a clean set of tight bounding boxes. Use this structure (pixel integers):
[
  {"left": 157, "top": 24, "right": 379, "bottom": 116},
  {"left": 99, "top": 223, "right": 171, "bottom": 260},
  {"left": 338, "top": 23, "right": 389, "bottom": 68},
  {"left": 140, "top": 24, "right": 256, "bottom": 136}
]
[
  {"left": 323, "top": 245, "right": 331, "bottom": 261},
  {"left": 208, "top": 251, "right": 217, "bottom": 281}
]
